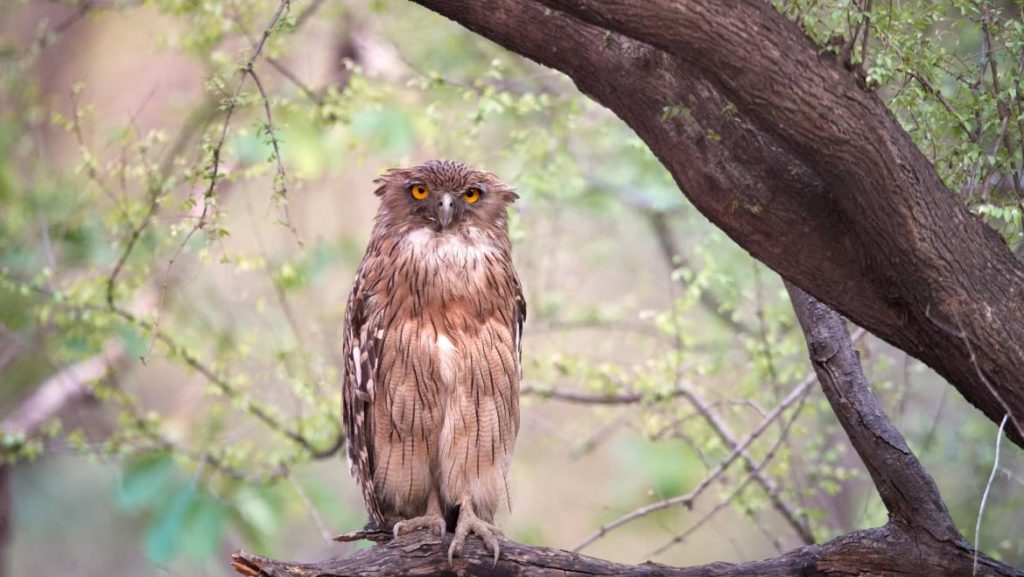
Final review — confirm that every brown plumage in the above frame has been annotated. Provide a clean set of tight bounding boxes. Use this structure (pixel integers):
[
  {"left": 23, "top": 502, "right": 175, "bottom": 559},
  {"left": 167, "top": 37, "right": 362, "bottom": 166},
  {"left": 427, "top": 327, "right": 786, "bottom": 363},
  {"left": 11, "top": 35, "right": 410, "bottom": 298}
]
[{"left": 342, "top": 160, "right": 525, "bottom": 561}]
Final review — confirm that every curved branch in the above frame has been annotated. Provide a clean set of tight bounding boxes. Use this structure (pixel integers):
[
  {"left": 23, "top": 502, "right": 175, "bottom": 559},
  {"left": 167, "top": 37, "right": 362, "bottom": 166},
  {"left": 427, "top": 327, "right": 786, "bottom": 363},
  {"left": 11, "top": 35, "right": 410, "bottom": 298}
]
[{"left": 786, "top": 282, "right": 961, "bottom": 540}]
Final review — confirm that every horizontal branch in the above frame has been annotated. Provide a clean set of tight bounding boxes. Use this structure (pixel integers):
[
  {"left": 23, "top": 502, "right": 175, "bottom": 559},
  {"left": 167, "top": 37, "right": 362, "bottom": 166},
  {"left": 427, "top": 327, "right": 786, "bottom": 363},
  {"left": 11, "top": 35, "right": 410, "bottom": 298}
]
[
  {"left": 232, "top": 523, "right": 1022, "bottom": 577},
  {"left": 520, "top": 383, "right": 688, "bottom": 404}
]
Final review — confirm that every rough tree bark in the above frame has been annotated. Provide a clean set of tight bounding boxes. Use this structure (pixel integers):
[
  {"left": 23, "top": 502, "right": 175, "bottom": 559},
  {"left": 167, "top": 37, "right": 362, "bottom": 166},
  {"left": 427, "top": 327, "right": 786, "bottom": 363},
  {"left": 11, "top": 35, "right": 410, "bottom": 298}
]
[
  {"left": 407, "top": 0, "right": 1024, "bottom": 445},
  {"left": 231, "top": 289, "right": 1022, "bottom": 576}
]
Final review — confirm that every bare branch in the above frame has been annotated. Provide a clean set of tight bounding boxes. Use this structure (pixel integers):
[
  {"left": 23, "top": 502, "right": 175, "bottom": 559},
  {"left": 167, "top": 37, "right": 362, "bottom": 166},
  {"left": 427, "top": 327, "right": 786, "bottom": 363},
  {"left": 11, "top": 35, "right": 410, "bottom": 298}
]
[
  {"left": 675, "top": 380, "right": 818, "bottom": 545},
  {"left": 1, "top": 344, "right": 126, "bottom": 437},
  {"left": 572, "top": 370, "right": 817, "bottom": 552},
  {"left": 520, "top": 382, "right": 687, "bottom": 405},
  {"left": 646, "top": 388, "right": 809, "bottom": 557}
]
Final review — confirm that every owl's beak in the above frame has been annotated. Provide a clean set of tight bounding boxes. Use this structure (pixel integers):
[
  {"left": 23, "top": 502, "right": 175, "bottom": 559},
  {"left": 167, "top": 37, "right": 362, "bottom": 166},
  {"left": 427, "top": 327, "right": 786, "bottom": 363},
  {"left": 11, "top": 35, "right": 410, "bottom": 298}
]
[{"left": 438, "top": 193, "right": 455, "bottom": 230}]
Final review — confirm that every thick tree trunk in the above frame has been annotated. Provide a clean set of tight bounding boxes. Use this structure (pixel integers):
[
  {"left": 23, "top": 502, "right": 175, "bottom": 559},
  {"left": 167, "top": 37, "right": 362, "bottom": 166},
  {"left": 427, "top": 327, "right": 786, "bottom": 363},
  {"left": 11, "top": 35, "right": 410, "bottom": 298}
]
[{"left": 410, "top": 0, "right": 1024, "bottom": 446}]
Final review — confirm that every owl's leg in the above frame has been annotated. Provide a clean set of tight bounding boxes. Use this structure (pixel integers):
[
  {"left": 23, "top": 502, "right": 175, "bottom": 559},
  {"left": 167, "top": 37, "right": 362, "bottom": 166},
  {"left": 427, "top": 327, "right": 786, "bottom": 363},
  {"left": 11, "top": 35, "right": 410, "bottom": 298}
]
[
  {"left": 447, "top": 495, "right": 503, "bottom": 565},
  {"left": 392, "top": 487, "right": 446, "bottom": 541}
]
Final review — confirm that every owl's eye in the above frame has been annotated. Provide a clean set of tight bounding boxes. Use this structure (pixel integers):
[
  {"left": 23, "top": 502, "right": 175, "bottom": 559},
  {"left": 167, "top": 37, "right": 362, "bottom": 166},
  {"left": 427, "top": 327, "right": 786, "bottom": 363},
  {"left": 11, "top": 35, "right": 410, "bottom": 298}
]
[
  {"left": 464, "top": 187, "right": 482, "bottom": 204},
  {"left": 410, "top": 184, "right": 430, "bottom": 200}
]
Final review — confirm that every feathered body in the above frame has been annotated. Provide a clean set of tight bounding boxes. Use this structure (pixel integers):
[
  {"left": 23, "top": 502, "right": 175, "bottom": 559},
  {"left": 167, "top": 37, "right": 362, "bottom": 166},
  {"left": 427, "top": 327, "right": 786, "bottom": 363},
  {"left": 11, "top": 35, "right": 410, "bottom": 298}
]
[{"left": 342, "top": 160, "right": 525, "bottom": 559}]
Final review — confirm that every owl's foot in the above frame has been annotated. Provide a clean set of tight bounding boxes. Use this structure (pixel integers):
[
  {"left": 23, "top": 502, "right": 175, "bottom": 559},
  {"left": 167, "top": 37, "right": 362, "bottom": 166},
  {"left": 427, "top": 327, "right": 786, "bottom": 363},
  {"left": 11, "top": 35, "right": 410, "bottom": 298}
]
[
  {"left": 392, "top": 514, "right": 446, "bottom": 542},
  {"left": 447, "top": 502, "right": 503, "bottom": 566}
]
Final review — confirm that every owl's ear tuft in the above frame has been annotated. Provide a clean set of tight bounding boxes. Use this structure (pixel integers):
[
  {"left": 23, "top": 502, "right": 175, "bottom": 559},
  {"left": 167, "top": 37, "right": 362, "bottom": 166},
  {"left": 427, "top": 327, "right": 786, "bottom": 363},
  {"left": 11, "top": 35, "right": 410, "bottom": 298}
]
[
  {"left": 372, "top": 168, "right": 407, "bottom": 197},
  {"left": 495, "top": 185, "right": 519, "bottom": 203},
  {"left": 481, "top": 173, "right": 518, "bottom": 203}
]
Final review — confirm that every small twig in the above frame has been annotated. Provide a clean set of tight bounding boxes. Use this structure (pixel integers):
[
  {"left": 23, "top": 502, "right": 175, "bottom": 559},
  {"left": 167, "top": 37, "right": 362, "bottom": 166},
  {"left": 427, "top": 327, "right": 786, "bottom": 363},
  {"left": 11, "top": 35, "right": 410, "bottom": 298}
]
[
  {"left": 907, "top": 72, "right": 974, "bottom": 140},
  {"left": 974, "top": 414, "right": 1009, "bottom": 576},
  {"left": 332, "top": 528, "right": 392, "bottom": 543},
  {"left": 520, "top": 383, "right": 687, "bottom": 405},
  {"left": 266, "top": 57, "right": 323, "bottom": 104},
  {"left": 246, "top": 67, "right": 299, "bottom": 240},
  {"left": 646, "top": 391, "right": 810, "bottom": 557},
  {"left": 287, "top": 472, "right": 334, "bottom": 544},
  {"left": 104, "top": 97, "right": 219, "bottom": 311},
  {"left": 197, "top": 0, "right": 292, "bottom": 233},
  {"left": 859, "top": 0, "right": 872, "bottom": 65},
  {"left": 752, "top": 264, "right": 780, "bottom": 386},
  {"left": 645, "top": 209, "right": 752, "bottom": 334},
  {"left": 676, "top": 378, "right": 823, "bottom": 545},
  {"left": 572, "top": 370, "right": 817, "bottom": 552},
  {"left": 570, "top": 413, "right": 631, "bottom": 458}
]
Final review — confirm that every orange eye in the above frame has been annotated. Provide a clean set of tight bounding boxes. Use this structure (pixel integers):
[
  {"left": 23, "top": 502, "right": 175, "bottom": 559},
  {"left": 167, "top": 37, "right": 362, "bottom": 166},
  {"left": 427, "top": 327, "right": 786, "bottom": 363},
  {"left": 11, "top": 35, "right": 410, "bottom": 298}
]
[
  {"left": 464, "top": 187, "right": 481, "bottom": 204},
  {"left": 410, "top": 184, "right": 430, "bottom": 200}
]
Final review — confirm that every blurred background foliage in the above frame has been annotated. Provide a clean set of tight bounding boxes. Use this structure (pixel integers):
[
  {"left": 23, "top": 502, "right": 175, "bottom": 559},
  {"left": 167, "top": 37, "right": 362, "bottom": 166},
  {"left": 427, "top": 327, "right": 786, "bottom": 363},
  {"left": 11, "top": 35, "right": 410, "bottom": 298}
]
[{"left": 0, "top": 0, "right": 1022, "bottom": 575}]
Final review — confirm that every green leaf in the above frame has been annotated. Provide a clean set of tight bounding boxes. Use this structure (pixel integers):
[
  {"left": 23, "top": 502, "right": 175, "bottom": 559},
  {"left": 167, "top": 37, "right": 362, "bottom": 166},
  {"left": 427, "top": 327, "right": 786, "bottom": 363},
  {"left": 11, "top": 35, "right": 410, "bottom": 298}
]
[
  {"left": 229, "top": 486, "right": 283, "bottom": 554},
  {"left": 625, "top": 437, "right": 702, "bottom": 497},
  {"left": 181, "top": 491, "right": 228, "bottom": 560},
  {"left": 116, "top": 452, "right": 176, "bottom": 511},
  {"left": 144, "top": 482, "right": 196, "bottom": 565}
]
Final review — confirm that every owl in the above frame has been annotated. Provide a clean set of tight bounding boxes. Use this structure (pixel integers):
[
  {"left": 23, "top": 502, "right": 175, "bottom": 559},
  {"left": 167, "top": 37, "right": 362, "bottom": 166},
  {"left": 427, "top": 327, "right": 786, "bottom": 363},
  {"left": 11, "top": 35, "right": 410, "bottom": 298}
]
[{"left": 342, "top": 160, "right": 526, "bottom": 562}]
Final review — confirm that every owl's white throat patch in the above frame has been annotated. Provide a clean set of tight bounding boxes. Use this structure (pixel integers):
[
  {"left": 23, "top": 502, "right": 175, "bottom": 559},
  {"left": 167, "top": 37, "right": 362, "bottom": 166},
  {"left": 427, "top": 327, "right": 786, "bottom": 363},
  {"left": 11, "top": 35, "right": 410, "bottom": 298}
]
[{"left": 404, "top": 226, "right": 496, "bottom": 263}]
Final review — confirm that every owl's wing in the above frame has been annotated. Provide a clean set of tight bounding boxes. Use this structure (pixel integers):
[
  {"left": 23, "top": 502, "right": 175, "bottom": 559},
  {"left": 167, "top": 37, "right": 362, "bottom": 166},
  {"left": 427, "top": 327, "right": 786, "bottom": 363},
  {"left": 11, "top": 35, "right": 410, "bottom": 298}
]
[{"left": 342, "top": 262, "right": 386, "bottom": 528}]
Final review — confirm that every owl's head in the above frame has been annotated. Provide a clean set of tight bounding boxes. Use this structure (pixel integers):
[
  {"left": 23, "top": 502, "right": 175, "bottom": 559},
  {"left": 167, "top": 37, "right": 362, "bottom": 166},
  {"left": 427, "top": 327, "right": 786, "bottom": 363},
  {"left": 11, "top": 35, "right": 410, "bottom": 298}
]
[{"left": 372, "top": 160, "right": 518, "bottom": 234}]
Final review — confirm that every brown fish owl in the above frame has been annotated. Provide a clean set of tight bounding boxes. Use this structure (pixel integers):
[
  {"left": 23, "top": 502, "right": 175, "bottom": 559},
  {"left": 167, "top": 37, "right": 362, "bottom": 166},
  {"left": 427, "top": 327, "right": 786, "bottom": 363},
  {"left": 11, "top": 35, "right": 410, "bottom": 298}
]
[{"left": 342, "top": 160, "right": 525, "bottom": 561}]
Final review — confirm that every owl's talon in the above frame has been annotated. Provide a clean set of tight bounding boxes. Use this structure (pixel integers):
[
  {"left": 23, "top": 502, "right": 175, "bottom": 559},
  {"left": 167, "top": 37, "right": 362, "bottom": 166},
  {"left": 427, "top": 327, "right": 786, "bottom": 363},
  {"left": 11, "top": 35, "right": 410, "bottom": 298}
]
[
  {"left": 447, "top": 503, "right": 503, "bottom": 566},
  {"left": 447, "top": 540, "right": 459, "bottom": 565},
  {"left": 392, "top": 514, "right": 446, "bottom": 543}
]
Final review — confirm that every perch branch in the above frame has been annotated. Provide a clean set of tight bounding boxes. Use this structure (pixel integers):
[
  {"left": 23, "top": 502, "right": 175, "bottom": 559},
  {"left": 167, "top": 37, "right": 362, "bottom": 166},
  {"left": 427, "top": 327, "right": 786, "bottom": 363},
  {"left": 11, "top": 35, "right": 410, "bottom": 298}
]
[{"left": 231, "top": 523, "right": 1022, "bottom": 576}]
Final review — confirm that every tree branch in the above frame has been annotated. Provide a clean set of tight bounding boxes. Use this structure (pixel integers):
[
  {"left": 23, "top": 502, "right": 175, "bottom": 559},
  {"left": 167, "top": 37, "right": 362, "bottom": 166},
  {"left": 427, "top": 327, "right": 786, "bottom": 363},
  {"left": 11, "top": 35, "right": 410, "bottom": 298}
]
[
  {"left": 231, "top": 522, "right": 1022, "bottom": 576},
  {"left": 1, "top": 344, "right": 126, "bottom": 438},
  {"left": 786, "top": 282, "right": 961, "bottom": 540}
]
